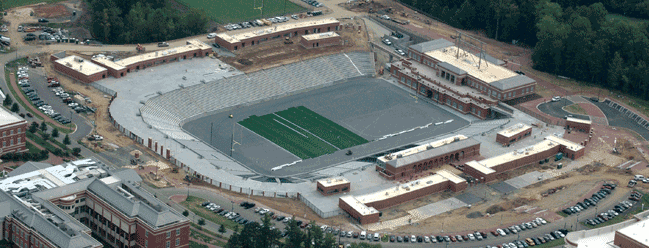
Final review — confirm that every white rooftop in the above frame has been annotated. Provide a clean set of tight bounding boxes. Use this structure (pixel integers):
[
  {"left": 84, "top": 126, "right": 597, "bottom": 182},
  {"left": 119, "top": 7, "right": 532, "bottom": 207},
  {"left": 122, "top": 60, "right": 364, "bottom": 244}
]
[
  {"left": 378, "top": 135, "right": 468, "bottom": 163},
  {"left": 616, "top": 217, "right": 649, "bottom": 247},
  {"left": 92, "top": 40, "right": 211, "bottom": 71},
  {"left": 339, "top": 195, "right": 379, "bottom": 216},
  {"left": 302, "top": 31, "right": 339, "bottom": 41},
  {"left": 566, "top": 117, "right": 592, "bottom": 125},
  {"left": 465, "top": 160, "right": 496, "bottom": 175},
  {"left": 425, "top": 46, "right": 517, "bottom": 83},
  {"left": 54, "top": 55, "right": 107, "bottom": 76},
  {"left": 317, "top": 177, "right": 349, "bottom": 187},
  {"left": 216, "top": 18, "right": 339, "bottom": 43},
  {"left": 0, "top": 165, "right": 77, "bottom": 194},
  {"left": 545, "top": 135, "right": 584, "bottom": 152},
  {"left": 0, "top": 106, "right": 24, "bottom": 126},
  {"left": 498, "top": 123, "right": 531, "bottom": 138},
  {"left": 478, "top": 139, "right": 559, "bottom": 168}
]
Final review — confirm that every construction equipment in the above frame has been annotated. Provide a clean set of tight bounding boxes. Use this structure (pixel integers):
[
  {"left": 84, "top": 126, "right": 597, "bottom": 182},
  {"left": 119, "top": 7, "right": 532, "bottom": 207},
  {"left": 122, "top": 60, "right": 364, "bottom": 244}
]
[
  {"left": 284, "top": 37, "right": 293, "bottom": 44},
  {"left": 136, "top": 44, "right": 145, "bottom": 52}
]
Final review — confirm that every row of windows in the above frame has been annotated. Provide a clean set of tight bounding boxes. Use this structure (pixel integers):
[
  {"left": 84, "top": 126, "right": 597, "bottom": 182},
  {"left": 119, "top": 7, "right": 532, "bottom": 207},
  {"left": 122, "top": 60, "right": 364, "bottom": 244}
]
[
  {"left": 2, "top": 128, "right": 21, "bottom": 137},
  {"left": 2, "top": 137, "right": 21, "bottom": 147},
  {"left": 145, "top": 238, "right": 180, "bottom": 248}
]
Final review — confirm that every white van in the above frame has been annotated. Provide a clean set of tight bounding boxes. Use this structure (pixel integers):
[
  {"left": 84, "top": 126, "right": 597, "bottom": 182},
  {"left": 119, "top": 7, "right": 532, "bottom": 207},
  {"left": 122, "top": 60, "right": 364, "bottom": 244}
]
[
  {"left": 373, "top": 233, "right": 380, "bottom": 241},
  {"left": 635, "top": 175, "right": 645, "bottom": 180},
  {"left": 359, "top": 231, "right": 366, "bottom": 240}
]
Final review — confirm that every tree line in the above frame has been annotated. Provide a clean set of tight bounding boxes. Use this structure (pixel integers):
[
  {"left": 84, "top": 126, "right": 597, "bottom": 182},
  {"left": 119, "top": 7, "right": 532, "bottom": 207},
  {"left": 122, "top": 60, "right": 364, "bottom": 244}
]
[
  {"left": 226, "top": 214, "right": 381, "bottom": 248},
  {"left": 86, "top": 0, "right": 210, "bottom": 44},
  {"left": 399, "top": 0, "right": 649, "bottom": 100}
]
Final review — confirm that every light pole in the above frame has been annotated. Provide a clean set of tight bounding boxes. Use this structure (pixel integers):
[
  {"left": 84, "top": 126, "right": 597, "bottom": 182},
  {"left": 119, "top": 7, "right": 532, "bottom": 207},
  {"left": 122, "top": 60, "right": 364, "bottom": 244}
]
[{"left": 231, "top": 201, "right": 234, "bottom": 212}]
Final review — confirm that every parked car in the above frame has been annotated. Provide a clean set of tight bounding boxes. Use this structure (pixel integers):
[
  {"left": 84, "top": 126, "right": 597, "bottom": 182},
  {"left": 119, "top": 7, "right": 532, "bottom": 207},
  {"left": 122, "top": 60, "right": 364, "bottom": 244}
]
[
  {"left": 38, "top": 19, "right": 49, "bottom": 23},
  {"left": 382, "top": 39, "right": 392, "bottom": 45},
  {"left": 158, "top": 42, "right": 169, "bottom": 47},
  {"left": 207, "top": 33, "right": 217, "bottom": 39}
]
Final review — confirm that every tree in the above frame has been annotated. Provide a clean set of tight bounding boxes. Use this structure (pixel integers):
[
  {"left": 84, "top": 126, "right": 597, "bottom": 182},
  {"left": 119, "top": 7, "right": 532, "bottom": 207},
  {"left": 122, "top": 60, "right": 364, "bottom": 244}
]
[
  {"left": 607, "top": 52, "right": 625, "bottom": 88},
  {"left": 197, "top": 218, "right": 205, "bottom": 226},
  {"left": 29, "top": 122, "right": 39, "bottom": 133},
  {"left": 3, "top": 96, "right": 12, "bottom": 106},
  {"left": 10, "top": 103, "right": 19, "bottom": 113},
  {"left": 72, "top": 147, "right": 81, "bottom": 156},
  {"left": 284, "top": 219, "right": 305, "bottom": 248},
  {"left": 218, "top": 224, "right": 226, "bottom": 235},
  {"left": 52, "top": 128, "right": 59, "bottom": 138},
  {"left": 182, "top": 210, "right": 189, "bottom": 217},
  {"left": 42, "top": 133, "right": 50, "bottom": 141},
  {"left": 40, "top": 122, "right": 47, "bottom": 132},
  {"left": 63, "top": 134, "right": 71, "bottom": 145}
]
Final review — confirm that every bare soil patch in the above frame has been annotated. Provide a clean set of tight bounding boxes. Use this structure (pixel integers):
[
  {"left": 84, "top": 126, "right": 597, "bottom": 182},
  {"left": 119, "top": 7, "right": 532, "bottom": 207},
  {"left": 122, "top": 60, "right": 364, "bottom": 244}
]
[{"left": 33, "top": 4, "right": 71, "bottom": 18}]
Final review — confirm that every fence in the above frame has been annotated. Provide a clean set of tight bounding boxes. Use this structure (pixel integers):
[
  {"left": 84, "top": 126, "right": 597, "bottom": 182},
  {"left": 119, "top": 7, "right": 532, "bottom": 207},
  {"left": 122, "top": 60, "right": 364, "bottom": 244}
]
[
  {"left": 513, "top": 104, "right": 565, "bottom": 126},
  {"left": 91, "top": 82, "right": 117, "bottom": 97}
]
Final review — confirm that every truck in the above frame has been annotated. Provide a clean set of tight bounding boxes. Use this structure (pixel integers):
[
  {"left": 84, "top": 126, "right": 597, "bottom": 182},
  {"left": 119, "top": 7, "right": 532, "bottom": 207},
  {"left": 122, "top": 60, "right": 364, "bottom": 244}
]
[{"left": 0, "top": 35, "right": 10, "bottom": 44}]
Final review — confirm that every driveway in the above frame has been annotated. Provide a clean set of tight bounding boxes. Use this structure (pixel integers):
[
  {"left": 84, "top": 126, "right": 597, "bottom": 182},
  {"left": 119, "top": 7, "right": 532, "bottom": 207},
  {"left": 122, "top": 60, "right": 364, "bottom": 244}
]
[{"left": 537, "top": 99, "right": 590, "bottom": 121}]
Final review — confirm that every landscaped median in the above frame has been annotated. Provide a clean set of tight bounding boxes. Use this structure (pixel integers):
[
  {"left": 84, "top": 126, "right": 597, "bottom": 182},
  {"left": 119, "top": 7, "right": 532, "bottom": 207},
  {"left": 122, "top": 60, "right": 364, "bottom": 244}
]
[
  {"left": 4, "top": 59, "right": 76, "bottom": 134},
  {"left": 181, "top": 196, "right": 242, "bottom": 231}
]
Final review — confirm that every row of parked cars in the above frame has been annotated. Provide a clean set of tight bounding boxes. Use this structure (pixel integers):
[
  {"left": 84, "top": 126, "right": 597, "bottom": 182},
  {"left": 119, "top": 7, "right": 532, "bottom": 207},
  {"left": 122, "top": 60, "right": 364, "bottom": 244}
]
[
  {"left": 584, "top": 200, "right": 635, "bottom": 226},
  {"left": 301, "top": 0, "right": 324, "bottom": 7},
  {"left": 486, "top": 229, "right": 567, "bottom": 248},
  {"left": 492, "top": 217, "right": 548, "bottom": 238},
  {"left": 223, "top": 15, "right": 300, "bottom": 31},
  {"left": 562, "top": 183, "right": 616, "bottom": 215},
  {"left": 17, "top": 68, "right": 72, "bottom": 124},
  {"left": 202, "top": 201, "right": 255, "bottom": 225}
]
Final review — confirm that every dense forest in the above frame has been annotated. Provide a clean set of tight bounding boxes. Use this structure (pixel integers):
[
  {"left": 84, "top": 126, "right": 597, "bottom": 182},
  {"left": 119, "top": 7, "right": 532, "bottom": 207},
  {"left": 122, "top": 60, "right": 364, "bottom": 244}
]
[
  {"left": 86, "top": 0, "right": 210, "bottom": 44},
  {"left": 400, "top": 0, "right": 649, "bottom": 100}
]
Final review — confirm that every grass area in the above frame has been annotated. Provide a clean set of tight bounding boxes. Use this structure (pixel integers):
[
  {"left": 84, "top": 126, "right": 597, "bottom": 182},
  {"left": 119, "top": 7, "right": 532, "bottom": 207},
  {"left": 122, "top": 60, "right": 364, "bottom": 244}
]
[
  {"left": 190, "top": 223, "right": 226, "bottom": 239},
  {"left": 4, "top": 64, "right": 75, "bottom": 134},
  {"left": 190, "top": 229, "right": 227, "bottom": 247},
  {"left": 189, "top": 241, "right": 209, "bottom": 248},
  {"left": 533, "top": 238, "right": 565, "bottom": 248},
  {"left": 176, "top": 0, "right": 305, "bottom": 23},
  {"left": 564, "top": 103, "right": 588, "bottom": 115},
  {"left": 25, "top": 141, "right": 41, "bottom": 153},
  {"left": 556, "top": 210, "right": 569, "bottom": 218},
  {"left": 588, "top": 192, "right": 649, "bottom": 229},
  {"left": 606, "top": 14, "right": 648, "bottom": 26},
  {"left": 26, "top": 131, "right": 62, "bottom": 154},
  {"left": 2, "top": 0, "right": 66, "bottom": 9},
  {"left": 181, "top": 196, "right": 242, "bottom": 231},
  {"left": 36, "top": 130, "right": 69, "bottom": 150},
  {"left": 276, "top": 106, "right": 369, "bottom": 149},
  {"left": 239, "top": 111, "right": 338, "bottom": 159}
]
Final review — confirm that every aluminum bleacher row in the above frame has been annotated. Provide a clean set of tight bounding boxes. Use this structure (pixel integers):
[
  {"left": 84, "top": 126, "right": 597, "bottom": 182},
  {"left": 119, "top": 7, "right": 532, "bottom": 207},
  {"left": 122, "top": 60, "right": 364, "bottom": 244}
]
[{"left": 139, "top": 52, "right": 374, "bottom": 140}]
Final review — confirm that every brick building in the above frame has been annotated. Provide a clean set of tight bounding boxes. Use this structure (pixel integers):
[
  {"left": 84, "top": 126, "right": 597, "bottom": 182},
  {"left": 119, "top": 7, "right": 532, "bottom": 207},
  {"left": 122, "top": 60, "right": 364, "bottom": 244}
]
[
  {"left": 92, "top": 40, "right": 212, "bottom": 79},
  {"left": 316, "top": 177, "right": 350, "bottom": 196},
  {"left": 214, "top": 18, "right": 340, "bottom": 51},
  {"left": 566, "top": 117, "right": 592, "bottom": 133},
  {"left": 299, "top": 32, "right": 342, "bottom": 49},
  {"left": 339, "top": 170, "right": 466, "bottom": 225},
  {"left": 614, "top": 219, "right": 649, "bottom": 248},
  {"left": 375, "top": 135, "right": 480, "bottom": 180},
  {"left": 389, "top": 39, "right": 537, "bottom": 119},
  {"left": 0, "top": 158, "right": 189, "bottom": 248},
  {"left": 0, "top": 106, "right": 28, "bottom": 155},
  {"left": 51, "top": 53, "right": 108, "bottom": 83},
  {"left": 496, "top": 123, "right": 532, "bottom": 146},
  {"left": 464, "top": 136, "right": 585, "bottom": 183}
]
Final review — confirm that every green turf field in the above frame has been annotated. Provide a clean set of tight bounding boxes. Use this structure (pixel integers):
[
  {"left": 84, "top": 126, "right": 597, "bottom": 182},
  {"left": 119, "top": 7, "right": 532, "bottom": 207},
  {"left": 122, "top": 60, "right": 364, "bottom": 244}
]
[
  {"left": 176, "top": 0, "right": 306, "bottom": 23},
  {"left": 239, "top": 106, "right": 368, "bottom": 159}
]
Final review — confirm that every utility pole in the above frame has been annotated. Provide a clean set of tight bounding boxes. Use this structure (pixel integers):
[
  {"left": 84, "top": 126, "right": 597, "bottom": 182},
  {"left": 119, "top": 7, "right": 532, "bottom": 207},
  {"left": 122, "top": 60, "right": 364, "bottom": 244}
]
[{"left": 210, "top": 122, "right": 214, "bottom": 145}]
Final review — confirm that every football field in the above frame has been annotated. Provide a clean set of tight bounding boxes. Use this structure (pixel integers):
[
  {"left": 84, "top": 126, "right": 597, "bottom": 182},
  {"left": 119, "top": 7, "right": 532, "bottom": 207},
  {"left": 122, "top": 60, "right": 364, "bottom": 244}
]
[
  {"left": 176, "top": 0, "right": 306, "bottom": 23},
  {"left": 239, "top": 106, "right": 368, "bottom": 159}
]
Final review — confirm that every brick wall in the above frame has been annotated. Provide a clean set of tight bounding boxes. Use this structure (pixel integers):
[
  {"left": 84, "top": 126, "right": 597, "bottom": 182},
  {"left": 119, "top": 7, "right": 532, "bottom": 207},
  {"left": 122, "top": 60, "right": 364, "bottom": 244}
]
[
  {"left": 53, "top": 62, "right": 107, "bottom": 83},
  {"left": 496, "top": 127, "right": 532, "bottom": 146},
  {"left": 317, "top": 181, "right": 350, "bottom": 196},
  {"left": 215, "top": 22, "right": 341, "bottom": 51},
  {"left": 338, "top": 198, "right": 379, "bottom": 225},
  {"left": 566, "top": 120, "right": 591, "bottom": 133},
  {"left": 0, "top": 121, "right": 28, "bottom": 155},
  {"left": 300, "top": 35, "right": 342, "bottom": 49}
]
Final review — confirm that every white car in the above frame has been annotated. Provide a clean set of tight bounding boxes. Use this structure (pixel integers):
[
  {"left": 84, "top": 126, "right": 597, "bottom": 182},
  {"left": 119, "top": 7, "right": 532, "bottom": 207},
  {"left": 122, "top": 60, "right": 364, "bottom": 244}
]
[
  {"left": 283, "top": 217, "right": 292, "bottom": 223},
  {"left": 207, "top": 33, "right": 217, "bottom": 39},
  {"left": 497, "top": 228, "right": 507, "bottom": 236},
  {"left": 552, "top": 96, "right": 561, "bottom": 102},
  {"left": 382, "top": 39, "right": 392, "bottom": 45},
  {"left": 536, "top": 217, "right": 547, "bottom": 224},
  {"left": 410, "top": 235, "right": 416, "bottom": 243},
  {"left": 424, "top": 236, "right": 430, "bottom": 243},
  {"left": 394, "top": 48, "right": 406, "bottom": 56},
  {"left": 468, "top": 233, "right": 475, "bottom": 241}
]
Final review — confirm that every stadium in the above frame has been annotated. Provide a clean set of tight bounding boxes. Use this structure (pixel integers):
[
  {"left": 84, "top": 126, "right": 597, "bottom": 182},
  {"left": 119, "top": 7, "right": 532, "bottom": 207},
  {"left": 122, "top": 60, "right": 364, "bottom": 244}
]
[{"left": 91, "top": 34, "right": 549, "bottom": 220}]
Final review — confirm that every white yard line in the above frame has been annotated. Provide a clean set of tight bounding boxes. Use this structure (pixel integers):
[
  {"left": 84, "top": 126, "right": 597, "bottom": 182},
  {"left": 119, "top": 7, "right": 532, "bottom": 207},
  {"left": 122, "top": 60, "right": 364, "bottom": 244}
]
[
  {"left": 273, "top": 113, "right": 340, "bottom": 150},
  {"left": 344, "top": 53, "right": 363, "bottom": 76}
]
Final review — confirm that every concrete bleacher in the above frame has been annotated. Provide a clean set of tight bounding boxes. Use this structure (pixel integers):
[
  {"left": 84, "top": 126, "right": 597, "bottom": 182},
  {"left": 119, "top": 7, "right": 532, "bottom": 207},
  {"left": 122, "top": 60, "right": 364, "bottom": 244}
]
[{"left": 140, "top": 52, "right": 374, "bottom": 140}]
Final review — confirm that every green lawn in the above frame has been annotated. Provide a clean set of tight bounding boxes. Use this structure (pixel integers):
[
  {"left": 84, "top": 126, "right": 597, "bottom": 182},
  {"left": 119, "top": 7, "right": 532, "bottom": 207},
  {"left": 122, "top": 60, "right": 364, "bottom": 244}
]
[
  {"left": 532, "top": 238, "right": 565, "bottom": 248},
  {"left": 2, "top": 0, "right": 66, "bottom": 9},
  {"left": 239, "top": 111, "right": 338, "bottom": 159},
  {"left": 564, "top": 104, "right": 588, "bottom": 115},
  {"left": 181, "top": 196, "right": 242, "bottom": 231},
  {"left": 176, "top": 0, "right": 305, "bottom": 23},
  {"left": 276, "top": 106, "right": 369, "bottom": 150},
  {"left": 189, "top": 241, "right": 209, "bottom": 248}
]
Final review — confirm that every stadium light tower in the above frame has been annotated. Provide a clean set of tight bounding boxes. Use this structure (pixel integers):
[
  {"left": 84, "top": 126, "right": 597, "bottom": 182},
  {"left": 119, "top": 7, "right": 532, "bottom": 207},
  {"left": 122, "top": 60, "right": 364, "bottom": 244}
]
[{"left": 254, "top": 0, "right": 265, "bottom": 20}]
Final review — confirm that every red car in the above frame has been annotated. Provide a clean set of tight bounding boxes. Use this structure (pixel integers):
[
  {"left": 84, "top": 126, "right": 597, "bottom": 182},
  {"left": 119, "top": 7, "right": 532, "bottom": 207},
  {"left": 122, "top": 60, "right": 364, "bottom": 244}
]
[{"left": 491, "top": 230, "right": 499, "bottom": 237}]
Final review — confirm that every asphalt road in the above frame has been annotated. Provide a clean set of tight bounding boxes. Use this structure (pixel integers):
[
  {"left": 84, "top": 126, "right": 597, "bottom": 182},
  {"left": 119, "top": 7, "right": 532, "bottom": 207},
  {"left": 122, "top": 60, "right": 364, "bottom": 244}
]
[
  {"left": 537, "top": 99, "right": 590, "bottom": 120},
  {"left": 593, "top": 101, "right": 649, "bottom": 140}
]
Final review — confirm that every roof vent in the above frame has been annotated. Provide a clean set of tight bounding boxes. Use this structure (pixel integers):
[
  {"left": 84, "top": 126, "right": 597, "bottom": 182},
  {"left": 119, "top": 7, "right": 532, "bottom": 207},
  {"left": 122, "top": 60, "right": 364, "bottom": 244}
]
[
  {"left": 396, "top": 154, "right": 403, "bottom": 158},
  {"left": 157, "top": 91, "right": 163, "bottom": 95},
  {"left": 139, "top": 100, "right": 146, "bottom": 104}
]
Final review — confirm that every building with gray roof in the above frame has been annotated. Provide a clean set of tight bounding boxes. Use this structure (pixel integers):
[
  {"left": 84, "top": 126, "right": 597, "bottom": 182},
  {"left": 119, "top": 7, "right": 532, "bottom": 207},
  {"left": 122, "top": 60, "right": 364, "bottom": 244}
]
[{"left": 0, "top": 158, "right": 189, "bottom": 248}]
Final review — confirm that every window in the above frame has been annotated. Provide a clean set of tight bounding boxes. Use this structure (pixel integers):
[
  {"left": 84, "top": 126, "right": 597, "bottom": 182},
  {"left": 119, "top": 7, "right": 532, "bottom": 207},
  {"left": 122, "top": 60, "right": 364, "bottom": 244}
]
[
  {"left": 167, "top": 231, "right": 171, "bottom": 238},
  {"left": 145, "top": 231, "right": 149, "bottom": 237},
  {"left": 2, "top": 131, "right": 4, "bottom": 137},
  {"left": 176, "top": 238, "right": 180, "bottom": 246},
  {"left": 17, "top": 137, "right": 20, "bottom": 144},
  {"left": 10, "top": 139, "right": 13, "bottom": 146},
  {"left": 176, "top": 229, "right": 180, "bottom": 236},
  {"left": 166, "top": 241, "right": 170, "bottom": 248},
  {"left": 17, "top": 128, "right": 20, "bottom": 134},
  {"left": 450, "top": 75, "right": 455, "bottom": 83},
  {"left": 441, "top": 71, "right": 446, "bottom": 78},
  {"left": 10, "top": 130, "right": 13, "bottom": 135},
  {"left": 145, "top": 240, "right": 148, "bottom": 248}
]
